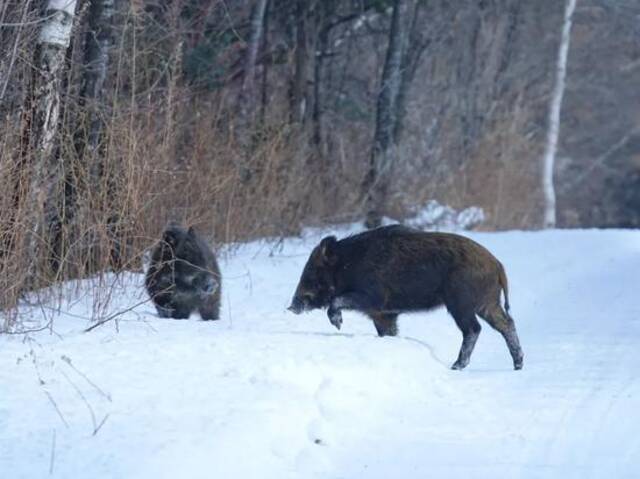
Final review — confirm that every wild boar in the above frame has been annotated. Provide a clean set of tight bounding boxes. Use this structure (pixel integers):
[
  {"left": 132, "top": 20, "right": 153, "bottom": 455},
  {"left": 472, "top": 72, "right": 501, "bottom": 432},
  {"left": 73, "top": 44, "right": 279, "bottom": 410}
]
[
  {"left": 145, "top": 225, "right": 221, "bottom": 320},
  {"left": 288, "top": 225, "right": 523, "bottom": 370}
]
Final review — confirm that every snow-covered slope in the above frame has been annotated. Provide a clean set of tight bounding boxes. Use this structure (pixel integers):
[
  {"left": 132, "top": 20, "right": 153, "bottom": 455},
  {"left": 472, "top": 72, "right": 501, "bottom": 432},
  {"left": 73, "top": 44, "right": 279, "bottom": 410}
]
[{"left": 1, "top": 228, "right": 639, "bottom": 479}]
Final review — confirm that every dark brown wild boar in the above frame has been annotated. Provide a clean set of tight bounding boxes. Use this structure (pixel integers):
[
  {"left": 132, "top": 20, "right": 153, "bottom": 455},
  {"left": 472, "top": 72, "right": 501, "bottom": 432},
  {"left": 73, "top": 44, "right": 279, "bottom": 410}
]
[
  {"left": 145, "top": 225, "right": 221, "bottom": 320},
  {"left": 288, "top": 225, "right": 523, "bottom": 370}
]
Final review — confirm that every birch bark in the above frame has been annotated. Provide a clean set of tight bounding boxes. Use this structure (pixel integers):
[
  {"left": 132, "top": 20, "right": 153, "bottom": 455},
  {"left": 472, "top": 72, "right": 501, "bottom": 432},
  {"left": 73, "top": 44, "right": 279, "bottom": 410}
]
[
  {"left": 21, "top": 0, "right": 78, "bottom": 282},
  {"left": 542, "top": 0, "right": 577, "bottom": 228}
]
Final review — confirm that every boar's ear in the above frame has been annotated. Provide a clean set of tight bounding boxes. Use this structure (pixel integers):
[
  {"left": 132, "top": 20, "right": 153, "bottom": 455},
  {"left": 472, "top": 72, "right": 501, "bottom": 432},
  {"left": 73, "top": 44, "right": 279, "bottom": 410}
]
[
  {"left": 187, "top": 226, "right": 196, "bottom": 237},
  {"left": 319, "top": 236, "right": 338, "bottom": 265}
]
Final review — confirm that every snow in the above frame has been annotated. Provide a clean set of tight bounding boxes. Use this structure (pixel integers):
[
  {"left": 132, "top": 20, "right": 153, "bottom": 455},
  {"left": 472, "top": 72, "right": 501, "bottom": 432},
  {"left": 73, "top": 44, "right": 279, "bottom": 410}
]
[
  {"left": 1, "top": 227, "right": 640, "bottom": 478},
  {"left": 403, "top": 199, "right": 485, "bottom": 230}
]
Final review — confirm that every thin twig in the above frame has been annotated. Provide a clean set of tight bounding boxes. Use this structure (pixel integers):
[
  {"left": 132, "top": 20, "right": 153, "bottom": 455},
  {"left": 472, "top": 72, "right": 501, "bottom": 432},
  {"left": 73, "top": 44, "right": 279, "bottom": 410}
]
[
  {"left": 561, "top": 127, "right": 640, "bottom": 192},
  {"left": 49, "top": 429, "right": 56, "bottom": 475},
  {"left": 226, "top": 291, "right": 232, "bottom": 329},
  {"left": 61, "top": 369, "right": 103, "bottom": 435},
  {"left": 44, "top": 391, "right": 69, "bottom": 428},
  {"left": 220, "top": 0, "right": 245, "bottom": 43},
  {"left": 93, "top": 413, "right": 110, "bottom": 436},
  {"left": 0, "top": 0, "right": 31, "bottom": 101},
  {"left": 84, "top": 297, "right": 154, "bottom": 333},
  {"left": 61, "top": 355, "right": 112, "bottom": 402},
  {"left": 4, "top": 320, "right": 53, "bottom": 335}
]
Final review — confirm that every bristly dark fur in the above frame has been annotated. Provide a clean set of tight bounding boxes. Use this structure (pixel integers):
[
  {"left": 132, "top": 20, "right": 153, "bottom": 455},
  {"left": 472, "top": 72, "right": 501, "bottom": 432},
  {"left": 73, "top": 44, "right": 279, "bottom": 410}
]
[
  {"left": 289, "top": 225, "right": 523, "bottom": 370},
  {"left": 145, "top": 224, "right": 221, "bottom": 320}
]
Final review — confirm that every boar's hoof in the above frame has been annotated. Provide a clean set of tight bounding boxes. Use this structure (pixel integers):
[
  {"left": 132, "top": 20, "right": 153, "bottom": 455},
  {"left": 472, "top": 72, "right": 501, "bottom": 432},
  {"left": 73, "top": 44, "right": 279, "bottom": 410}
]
[
  {"left": 328, "top": 310, "right": 343, "bottom": 330},
  {"left": 514, "top": 360, "right": 523, "bottom": 370},
  {"left": 450, "top": 360, "right": 468, "bottom": 371}
]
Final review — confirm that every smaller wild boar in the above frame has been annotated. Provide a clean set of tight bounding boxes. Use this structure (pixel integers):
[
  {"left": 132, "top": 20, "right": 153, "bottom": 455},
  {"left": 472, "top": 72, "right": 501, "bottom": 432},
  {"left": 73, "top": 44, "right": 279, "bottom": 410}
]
[
  {"left": 288, "top": 225, "right": 523, "bottom": 370},
  {"left": 145, "top": 224, "right": 221, "bottom": 320}
]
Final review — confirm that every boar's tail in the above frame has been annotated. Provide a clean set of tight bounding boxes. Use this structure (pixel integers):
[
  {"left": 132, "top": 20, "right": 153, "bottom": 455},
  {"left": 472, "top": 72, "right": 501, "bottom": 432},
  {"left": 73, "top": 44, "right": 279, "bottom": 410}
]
[{"left": 498, "top": 262, "right": 510, "bottom": 313}]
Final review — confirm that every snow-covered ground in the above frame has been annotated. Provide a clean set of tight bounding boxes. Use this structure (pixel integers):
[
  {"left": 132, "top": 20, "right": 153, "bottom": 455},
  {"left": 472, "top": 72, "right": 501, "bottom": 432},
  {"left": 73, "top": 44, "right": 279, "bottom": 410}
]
[{"left": 1, "top": 227, "right": 639, "bottom": 479}]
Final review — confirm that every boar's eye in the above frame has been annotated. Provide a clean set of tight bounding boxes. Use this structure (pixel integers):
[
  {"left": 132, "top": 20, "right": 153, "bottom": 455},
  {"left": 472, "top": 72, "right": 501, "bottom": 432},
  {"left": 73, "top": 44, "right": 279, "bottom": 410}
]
[{"left": 304, "top": 271, "right": 323, "bottom": 289}]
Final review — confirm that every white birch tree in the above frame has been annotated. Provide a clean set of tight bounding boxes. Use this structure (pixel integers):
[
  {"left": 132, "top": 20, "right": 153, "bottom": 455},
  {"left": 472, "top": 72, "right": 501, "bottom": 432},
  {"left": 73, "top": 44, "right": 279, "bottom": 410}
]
[
  {"left": 542, "top": 0, "right": 577, "bottom": 228},
  {"left": 21, "top": 0, "right": 78, "bottom": 282}
]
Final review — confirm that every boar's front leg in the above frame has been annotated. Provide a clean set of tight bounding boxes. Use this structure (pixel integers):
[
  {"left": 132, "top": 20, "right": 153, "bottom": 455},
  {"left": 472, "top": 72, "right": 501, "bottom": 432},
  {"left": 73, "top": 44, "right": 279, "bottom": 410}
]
[
  {"left": 327, "top": 292, "right": 381, "bottom": 330},
  {"left": 327, "top": 304, "right": 343, "bottom": 330},
  {"left": 153, "top": 292, "right": 175, "bottom": 318}
]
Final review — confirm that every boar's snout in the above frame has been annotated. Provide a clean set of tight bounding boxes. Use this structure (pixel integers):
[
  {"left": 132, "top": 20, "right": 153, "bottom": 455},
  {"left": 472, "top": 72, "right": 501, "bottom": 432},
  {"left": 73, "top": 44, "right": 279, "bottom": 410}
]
[
  {"left": 288, "top": 296, "right": 306, "bottom": 314},
  {"left": 203, "top": 276, "right": 218, "bottom": 295}
]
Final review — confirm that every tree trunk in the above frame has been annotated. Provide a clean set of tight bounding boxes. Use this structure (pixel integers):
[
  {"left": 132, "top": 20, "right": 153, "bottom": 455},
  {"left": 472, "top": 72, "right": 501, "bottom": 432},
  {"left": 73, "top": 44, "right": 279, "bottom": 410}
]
[
  {"left": 363, "top": 0, "right": 413, "bottom": 228},
  {"left": 239, "top": 0, "right": 269, "bottom": 125},
  {"left": 289, "top": 0, "right": 309, "bottom": 124},
  {"left": 542, "top": 0, "right": 577, "bottom": 228},
  {"left": 49, "top": 0, "right": 116, "bottom": 274},
  {"left": 20, "top": 0, "right": 78, "bottom": 284},
  {"left": 235, "top": 0, "right": 269, "bottom": 182},
  {"left": 311, "top": 0, "right": 333, "bottom": 155},
  {"left": 393, "top": 0, "right": 428, "bottom": 145},
  {"left": 259, "top": 0, "right": 270, "bottom": 125},
  {"left": 80, "top": 0, "right": 115, "bottom": 154}
]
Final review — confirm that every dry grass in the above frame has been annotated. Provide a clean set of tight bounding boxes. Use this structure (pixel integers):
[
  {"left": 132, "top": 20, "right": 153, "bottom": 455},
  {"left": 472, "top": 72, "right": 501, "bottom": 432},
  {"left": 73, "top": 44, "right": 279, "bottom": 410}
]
[
  {"left": 0, "top": 88, "right": 344, "bottom": 330},
  {"left": 0, "top": 2, "right": 347, "bottom": 330},
  {"left": 0, "top": 1, "right": 549, "bottom": 331}
]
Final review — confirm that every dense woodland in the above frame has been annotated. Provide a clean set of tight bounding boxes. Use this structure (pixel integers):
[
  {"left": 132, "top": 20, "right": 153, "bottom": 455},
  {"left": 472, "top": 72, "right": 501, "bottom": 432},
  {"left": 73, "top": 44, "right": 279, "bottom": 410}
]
[{"left": 0, "top": 0, "right": 639, "bottom": 317}]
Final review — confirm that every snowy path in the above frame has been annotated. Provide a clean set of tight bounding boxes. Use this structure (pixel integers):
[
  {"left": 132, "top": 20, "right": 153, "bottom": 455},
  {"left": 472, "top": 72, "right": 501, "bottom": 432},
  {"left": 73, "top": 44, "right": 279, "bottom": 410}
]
[{"left": 1, "top": 229, "right": 639, "bottom": 478}]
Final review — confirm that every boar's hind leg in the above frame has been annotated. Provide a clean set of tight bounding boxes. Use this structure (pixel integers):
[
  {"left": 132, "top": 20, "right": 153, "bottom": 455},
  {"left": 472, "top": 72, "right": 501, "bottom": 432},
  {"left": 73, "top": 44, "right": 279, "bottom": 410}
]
[
  {"left": 478, "top": 305, "right": 524, "bottom": 370},
  {"left": 369, "top": 312, "right": 398, "bottom": 337},
  {"left": 449, "top": 307, "right": 482, "bottom": 371}
]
